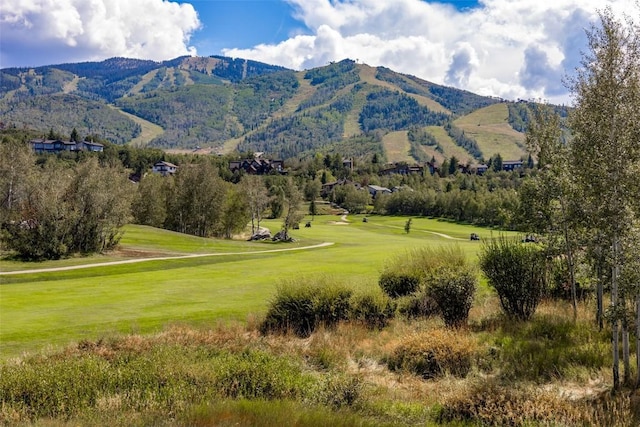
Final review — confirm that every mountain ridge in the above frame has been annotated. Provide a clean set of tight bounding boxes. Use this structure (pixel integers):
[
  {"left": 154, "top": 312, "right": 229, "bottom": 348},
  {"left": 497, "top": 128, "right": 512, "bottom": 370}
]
[{"left": 1, "top": 55, "right": 535, "bottom": 162}]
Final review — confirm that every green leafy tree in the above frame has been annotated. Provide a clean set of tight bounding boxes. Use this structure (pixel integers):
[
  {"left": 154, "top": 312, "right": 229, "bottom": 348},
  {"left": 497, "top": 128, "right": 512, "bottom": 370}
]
[
  {"left": 165, "top": 161, "right": 226, "bottom": 237},
  {"left": 567, "top": 8, "right": 640, "bottom": 390},
  {"left": 281, "top": 178, "right": 303, "bottom": 240},
  {"left": 132, "top": 173, "right": 169, "bottom": 228},
  {"left": 0, "top": 136, "right": 34, "bottom": 224},
  {"left": 309, "top": 199, "right": 317, "bottom": 219},
  {"left": 491, "top": 153, "right": 503, "bottom": 172},
  {"left": 524, "top": 104, "right": 581, "bottom": 319},
  {"left": 1, "top": 157, "right": 133, "bottom": 259},
  {"left": 404, "top": 218, "right": 412, "bottom": 234},
  {"left": 304, "top": 179, "right": 321, "bottom": 202},
  {"left": 219, "top": 183, "right": 250, "bottom": 239},
  {"left": 242, "top": 175, "right": 270, "bottom": 235}
]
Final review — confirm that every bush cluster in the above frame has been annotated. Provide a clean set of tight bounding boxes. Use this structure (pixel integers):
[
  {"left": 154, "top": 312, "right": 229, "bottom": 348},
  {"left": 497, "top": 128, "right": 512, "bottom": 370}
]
[
  {"left": 378, "top": 271, "right": 421, "bottom": 298},
  {"left": 385, "top": 329, "right": 477, "bottom": 379},
  {"left": 260, "top": 278, "right": 394, "bottom": 337},
  {"left": 428, "top": 266, "right": 477, "bottom": 328},
  {"left": 379, "top": 246, "right": 477, "bottom": 328},
  {"left": 479, "top": 236, "right": 546, "bottom": 320},
  {"left": 349, "top": 291, "right": 396, "bottom": 330}
]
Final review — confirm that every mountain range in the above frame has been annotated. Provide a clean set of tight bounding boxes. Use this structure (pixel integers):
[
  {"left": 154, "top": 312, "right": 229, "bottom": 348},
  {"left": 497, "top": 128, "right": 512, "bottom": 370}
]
[{"left": 1, "top": 55, "right": 545, "bottom": 163}]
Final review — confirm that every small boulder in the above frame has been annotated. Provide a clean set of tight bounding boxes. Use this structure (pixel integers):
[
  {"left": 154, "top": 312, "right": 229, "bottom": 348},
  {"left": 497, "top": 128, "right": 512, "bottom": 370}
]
[{"left": 249, "top": 228, "right": 271, "bottom": 241}]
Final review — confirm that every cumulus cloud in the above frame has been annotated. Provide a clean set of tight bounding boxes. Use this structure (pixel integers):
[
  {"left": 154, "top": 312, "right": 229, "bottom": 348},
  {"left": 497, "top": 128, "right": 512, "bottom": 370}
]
[
  {"left": 223, "top": 0, "right": 639, "bottom": 103},
  {"left": 0, "top": 0, "right": 200, "bottom": 68}
]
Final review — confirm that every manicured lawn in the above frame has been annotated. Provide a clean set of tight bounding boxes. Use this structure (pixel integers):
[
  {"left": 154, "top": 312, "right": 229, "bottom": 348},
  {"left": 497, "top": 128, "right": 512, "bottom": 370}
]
[{"left": 0, "top": 216, "right": 516, "bottom": 359}]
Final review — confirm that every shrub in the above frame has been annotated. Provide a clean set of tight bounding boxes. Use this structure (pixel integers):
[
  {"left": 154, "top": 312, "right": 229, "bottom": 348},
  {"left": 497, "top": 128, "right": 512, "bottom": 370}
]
[
  {"left": 426, "top": 266, "right": 477, "bottom": 328},
  {"left": 479, "top": 236, "right": 547, "bottom": 321},
  {"left": 313, "top": 284, "right": 353, "bottom": 330},
  {"left": 349, "top": 290, "right": 395, "bottom": 329},
  {"left": 386, "top": 329, "right": 476, "bottom": 379},
  {"left": 313, "top": 373, "right": 363, "bottom": 410},
  {"left": 397, "top": 289, "right": 440, "bottom": 319},
  {"left": 437, "top": 381, "right": 584, "bottom": 425},
  {"left": 260, "top": 284, "right": 316, "bottom": 337},
  {"left": 379, "top": 271, "right": 421, "bottom": 298},
  {"left": 260, "top": 278, "right": 353, "bottom": 337}
]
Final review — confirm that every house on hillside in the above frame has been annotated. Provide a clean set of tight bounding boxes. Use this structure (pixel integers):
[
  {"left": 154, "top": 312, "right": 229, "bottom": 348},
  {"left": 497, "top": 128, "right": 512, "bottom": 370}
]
[
  {"left": 321, "top": 179, "right": 361, "bottom": 197},
  {"left": 502, "top": 160, "right": 524, "bottom": 171},
  {"left": 367, "top": 185, "right": 392, "bottom": 199},
  {"left": 152, "top": 161, "right": 178, "bottom": 176},
  {"left": 229, "top": 156, "right": 284, "bottom": 175},
  {"left": 76, "top": 140, "right": 105, "bottom": 152},
  {"left": 29, "top": 138, "right": 104, "bottom": 154},
  {"left": 474, "top": 164, "right": 489, "bottom": 175},
  {"left": 380, "top": 162, "right": 424, "bottom": 176}
]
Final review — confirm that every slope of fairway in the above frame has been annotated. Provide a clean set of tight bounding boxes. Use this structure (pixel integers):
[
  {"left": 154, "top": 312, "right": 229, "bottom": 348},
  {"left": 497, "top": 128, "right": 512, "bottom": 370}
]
[
  {"left": 0, "top": 217, "right": 515, "bottom": 359},
  {"left": 454, "top": 103, "right": 526, "bottom": 160},
  {"left": 0, "top": 225, "right": 284, "bottom": 273}
]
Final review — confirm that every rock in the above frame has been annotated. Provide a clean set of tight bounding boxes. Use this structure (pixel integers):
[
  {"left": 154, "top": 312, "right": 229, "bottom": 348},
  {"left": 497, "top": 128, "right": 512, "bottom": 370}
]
[{"left": 249, "top": 227, "right": 271, "bottom": 241}]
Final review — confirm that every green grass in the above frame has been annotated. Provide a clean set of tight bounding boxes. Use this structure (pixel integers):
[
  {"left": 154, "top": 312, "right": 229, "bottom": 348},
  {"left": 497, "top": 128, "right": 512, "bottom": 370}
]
[
  {"left": 0, "top": 216, "right": 513, "bottom": 359},
  {"left": 454, "top": 103, "right": 526, "bottom": 160},
  {"left": 381, "top": 131, "right": 413, "bottom": 163},
  {"left": 424, "top": 125, "right": 475, "bottom": 164}
]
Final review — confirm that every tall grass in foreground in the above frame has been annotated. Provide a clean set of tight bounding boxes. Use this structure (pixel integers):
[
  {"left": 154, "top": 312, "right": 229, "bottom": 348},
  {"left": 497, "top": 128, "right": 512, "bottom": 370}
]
[
  {"left": 2, "top": 273, "right": 638, "bottom": 427},
  {"left": 0, "top": 337, "right": 363, "bottom": 424},
  {"left": 0, "top": 303, "right": 637, "bottom": 426}
]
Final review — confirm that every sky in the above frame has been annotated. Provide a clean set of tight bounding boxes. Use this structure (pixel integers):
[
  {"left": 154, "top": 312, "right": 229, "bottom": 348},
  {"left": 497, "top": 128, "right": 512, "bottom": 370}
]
[{"left": 1, "top": 0, "right": 638, "bottom": 104}]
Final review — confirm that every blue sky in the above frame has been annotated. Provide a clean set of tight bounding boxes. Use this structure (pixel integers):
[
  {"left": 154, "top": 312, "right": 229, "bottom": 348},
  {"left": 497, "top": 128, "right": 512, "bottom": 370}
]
[{"left": 1, "top": 0, "right": 637, "bottom": 102}]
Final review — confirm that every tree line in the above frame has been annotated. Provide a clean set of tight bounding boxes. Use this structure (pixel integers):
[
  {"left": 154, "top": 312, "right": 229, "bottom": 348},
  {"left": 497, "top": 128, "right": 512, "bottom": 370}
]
[{"left": 518, "top": 9, "right": 640, "bottom": 392}]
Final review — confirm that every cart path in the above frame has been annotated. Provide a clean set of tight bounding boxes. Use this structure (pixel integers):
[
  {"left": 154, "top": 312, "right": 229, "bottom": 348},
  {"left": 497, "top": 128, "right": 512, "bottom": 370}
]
[
  {"left": 341, "top": 212, "right": 466, "bottom": 241},
  {"left": 365, "top": 222, "right": 467, "bottom": 241},
  {"left": 0, "top": 242, "right": 334, "bottom": 276}
]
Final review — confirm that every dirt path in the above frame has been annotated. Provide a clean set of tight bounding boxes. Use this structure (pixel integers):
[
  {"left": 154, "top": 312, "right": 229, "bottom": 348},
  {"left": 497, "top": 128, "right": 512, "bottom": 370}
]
[{"left": 0, "top": 242, "right": 334, "bottom": 276}]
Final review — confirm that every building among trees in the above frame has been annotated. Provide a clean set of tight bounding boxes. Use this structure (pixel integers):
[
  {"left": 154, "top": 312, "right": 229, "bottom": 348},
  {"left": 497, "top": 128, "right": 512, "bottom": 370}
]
[{"left": 29, "top": 138, "right": 104, "bottom": 154}]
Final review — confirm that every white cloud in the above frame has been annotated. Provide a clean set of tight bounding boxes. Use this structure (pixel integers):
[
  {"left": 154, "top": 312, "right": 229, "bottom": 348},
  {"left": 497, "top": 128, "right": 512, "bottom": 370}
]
[
  {"left": 223, "top": 0, "right": 639, "bottom": 103},
  {"left": 0, "top": 0, "right": 200, "bottom": 67}
]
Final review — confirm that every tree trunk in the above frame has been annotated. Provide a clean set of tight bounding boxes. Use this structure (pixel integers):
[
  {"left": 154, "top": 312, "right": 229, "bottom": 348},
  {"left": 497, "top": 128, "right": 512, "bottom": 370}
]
[
  {"left": 560, "top": 198, "right": 577, "bottom": 320},
  {"left": 612, "top": 235, "right": 620, "bottom": 391},
  {"left": 597, "top": 260, "right": 604, "bottom": 331},
  {"left": 635, "top": 295, "right": 640, "bottom": 389},
  {"left": 623, "top": 317, "right": 630, "bottom": 386}
]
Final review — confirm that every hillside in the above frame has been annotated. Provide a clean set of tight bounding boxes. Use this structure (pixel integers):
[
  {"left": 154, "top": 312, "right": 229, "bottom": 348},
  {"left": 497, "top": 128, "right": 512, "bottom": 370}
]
[{"left": 1, "top": 56, "right": 534, "bottom": 163}]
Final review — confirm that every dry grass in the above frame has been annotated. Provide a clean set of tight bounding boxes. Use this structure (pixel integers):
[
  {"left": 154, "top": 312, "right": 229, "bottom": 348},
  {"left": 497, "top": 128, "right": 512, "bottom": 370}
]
[
  {"left": 454, "top": 103, "right": 526, "bottom": 160},
  {"left": 381, "top": 130, "right": 413, "bottom": 163},
  {"left": 2, "top": 294, "right": 636, "bottom": 426}
]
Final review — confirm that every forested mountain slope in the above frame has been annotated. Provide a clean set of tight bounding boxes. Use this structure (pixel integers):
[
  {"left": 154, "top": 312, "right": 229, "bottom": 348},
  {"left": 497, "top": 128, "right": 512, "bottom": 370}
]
[{"left": 1, "top": 55, "right": 540, "bottom": 162}]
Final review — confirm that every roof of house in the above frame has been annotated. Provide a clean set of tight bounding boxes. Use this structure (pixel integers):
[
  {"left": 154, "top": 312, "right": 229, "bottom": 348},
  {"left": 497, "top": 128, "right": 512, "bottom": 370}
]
[
  {"left": 154, "top": 161, "right": 177, "bottom": 168},
  {"left": 367, "top": 185, "right": 391, "bottom": 192}
]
